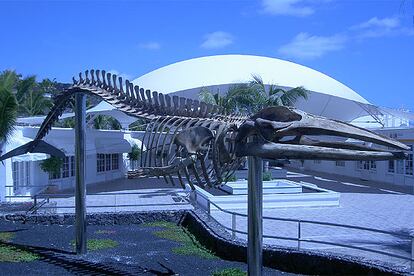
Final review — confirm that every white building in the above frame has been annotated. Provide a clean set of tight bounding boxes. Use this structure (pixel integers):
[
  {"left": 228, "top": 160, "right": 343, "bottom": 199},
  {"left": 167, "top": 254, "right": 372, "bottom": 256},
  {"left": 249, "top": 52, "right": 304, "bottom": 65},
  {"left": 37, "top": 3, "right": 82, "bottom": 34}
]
[
  {"left": 0, "top": 125, "right": 144, "bottom": 202},
  {"left": 133, "top": 54, "right": 414, "bottom": 187}
]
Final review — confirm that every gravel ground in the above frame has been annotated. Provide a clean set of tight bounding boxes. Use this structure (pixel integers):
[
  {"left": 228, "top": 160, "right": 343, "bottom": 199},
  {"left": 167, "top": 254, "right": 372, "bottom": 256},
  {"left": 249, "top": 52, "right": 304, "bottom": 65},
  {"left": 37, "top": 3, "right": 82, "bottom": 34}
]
[{"left": 0, "top": 220, "right": 298, "bottom": 276}]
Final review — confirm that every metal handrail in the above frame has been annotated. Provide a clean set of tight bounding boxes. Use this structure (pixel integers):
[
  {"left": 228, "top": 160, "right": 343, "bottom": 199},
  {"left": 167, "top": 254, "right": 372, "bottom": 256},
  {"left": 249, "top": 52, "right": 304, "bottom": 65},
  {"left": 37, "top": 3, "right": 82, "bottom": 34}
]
[
  {"left": 5, "top": 191, "right": 180, "bottom": 199},
  {"left": 35, "top": 191, "right": 179, "bottom": 198},
  {"left": 37, "top": 203, "right": 190, "bottom": 209},
  {"left": 200, "top": 195, "right": 414, "bottom": 271},
  {"left": 201, "top": 193, "right": 411, "bottom": 239}
]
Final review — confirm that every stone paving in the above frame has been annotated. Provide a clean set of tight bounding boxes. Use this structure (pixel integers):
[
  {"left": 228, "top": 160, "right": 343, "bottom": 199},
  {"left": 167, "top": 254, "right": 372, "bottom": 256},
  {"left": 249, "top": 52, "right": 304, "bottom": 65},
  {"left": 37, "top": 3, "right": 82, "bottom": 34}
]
[
  {"left": 44, "top": 188, "right": 193, "bottom": 214},
  {"left": 210, "top": 178, "right": 414, "bottom": 273}
]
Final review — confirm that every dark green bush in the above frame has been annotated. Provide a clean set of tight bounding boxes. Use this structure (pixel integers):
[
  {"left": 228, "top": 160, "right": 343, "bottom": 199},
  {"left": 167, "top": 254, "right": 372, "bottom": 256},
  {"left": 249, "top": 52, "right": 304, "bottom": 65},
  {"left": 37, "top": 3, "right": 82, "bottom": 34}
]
[
  {"left": 262, "top": 171, "right": 272, "bottom": 181},
  {"left": 128, "top": 144, "right": 141, "bottom": 161},
  {"left": 40, "top": 156, "right": 63, "bottom": 175}
]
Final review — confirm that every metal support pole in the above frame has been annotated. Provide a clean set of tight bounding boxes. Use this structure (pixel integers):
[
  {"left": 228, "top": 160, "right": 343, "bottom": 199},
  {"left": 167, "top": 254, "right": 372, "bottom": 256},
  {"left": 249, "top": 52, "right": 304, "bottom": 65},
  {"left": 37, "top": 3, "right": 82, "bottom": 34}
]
[
  {"left": 232, "top": 214, "right": 237, "bottom": 239},
  {"left": 207, "top": 200, "right": 211, "bottom": 220},
  {"left": 297, "top": 221, "right": 301, "bottom": 250},
  {"left": 33, "top": 195, "right": 37, "bottom": 214},
  {"left": 411, "top": 236, "right": 414, "bottom": 274},
  {"left": 75, "top": 93, "right": 87, "bottom": 254},
  {"left": 248, "top": 148, "right": 263, "bottom": 276}
]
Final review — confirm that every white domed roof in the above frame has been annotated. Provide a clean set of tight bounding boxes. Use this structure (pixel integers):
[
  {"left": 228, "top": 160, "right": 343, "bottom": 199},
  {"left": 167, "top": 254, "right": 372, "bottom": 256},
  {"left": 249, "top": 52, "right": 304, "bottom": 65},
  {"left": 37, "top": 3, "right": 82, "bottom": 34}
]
[{"left": 133, "top": 54, "right": 369, "bottom": 104}]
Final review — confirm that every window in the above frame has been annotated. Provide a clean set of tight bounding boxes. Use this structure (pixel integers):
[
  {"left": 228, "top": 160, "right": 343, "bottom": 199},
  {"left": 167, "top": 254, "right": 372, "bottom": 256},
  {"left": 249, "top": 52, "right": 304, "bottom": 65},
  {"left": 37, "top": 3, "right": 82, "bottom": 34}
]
[
  {"left": 388, "top": 160, "right": 395, "bottom": 173},
  {"left": 62, "top": 157, "right": 70, "bottom": 178},
  {"left": 405, "top": 145, "right": 413, "bottom": 176},
  {"left": 12, "top": 161, "right": 30, "bottom": 191},
  {"left": 97, "top": 154, "right": 105, "bottom": 172},
  {"left": 97, "top": 153, "right": 120, "bottom": 172},
  {"left": 105, "top": 154, "right": 111, "bottom": 171},
  {"left": 335, "top": 161, "right": 345, "bottom": 167},
  {"left": 112, "top": 154, "right": 119, "bottom": 170},
  {"left": 356, "top": 161, "right": 376, "bottom": 171},
  {"left": 313, "top": 160, "right": 321, "bottom": 164},
  {"left": 396, "top": 159, "right": 404, "bottom": 174},
  {"left": 12, "top": 162, "right": 18, "bottom": 192}
]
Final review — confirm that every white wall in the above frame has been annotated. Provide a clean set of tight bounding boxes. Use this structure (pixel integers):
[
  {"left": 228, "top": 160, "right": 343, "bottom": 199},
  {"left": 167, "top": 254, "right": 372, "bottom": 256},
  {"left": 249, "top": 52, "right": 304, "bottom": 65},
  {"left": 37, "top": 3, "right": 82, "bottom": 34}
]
[
  {"left": 1, "top": 127, "right": 141, "bottom": 201},
  {"left": 288, "top": 126, "right": 414, "bottom": 187}
]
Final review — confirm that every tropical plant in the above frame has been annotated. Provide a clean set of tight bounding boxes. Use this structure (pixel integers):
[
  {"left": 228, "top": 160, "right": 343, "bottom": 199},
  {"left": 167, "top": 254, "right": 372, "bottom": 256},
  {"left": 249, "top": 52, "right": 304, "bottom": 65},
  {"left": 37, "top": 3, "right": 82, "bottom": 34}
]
[
  {"left": 40, "top": 156, "right": 63, "bottom": 175},
  {"left": 199, "top": 75, "right": 309, "bottom": 173},
  {"left": 198, "top": 87, "right": 242, "bottom": 114},
  {"left": 0, "top": 70, "right": 19, "bottom": 91},
  {"left": 235, "top": 74, "right": 309, "bottom": 114},
  {"left": 198, "top": 75, "right": 308, "bottom": 115},
  {"left": 262, "top": 171, "right": 272, "bottom": 181},
  {"left": 0, "top": 82, "right": 18, "bottom": 152},
  {"left": 128, "top": 144, "right": 141, "bottom": 161},
  {"left": 129, "top": 119, "right": 147, "bottom": 131},
  {"left": 93, "top": 115, "right": 121, "bottom": 130},
  {"left": 0, "top": 70, "right": 54, "bottom": 117},
  {"left": 19, "top": 88, "right": 53, "bottom": 116}
]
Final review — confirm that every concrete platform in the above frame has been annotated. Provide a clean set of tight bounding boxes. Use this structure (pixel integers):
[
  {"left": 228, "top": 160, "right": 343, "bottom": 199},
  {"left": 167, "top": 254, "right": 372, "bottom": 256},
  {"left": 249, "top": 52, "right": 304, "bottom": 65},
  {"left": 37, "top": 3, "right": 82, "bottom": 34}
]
[
  {"left": 193, "top": 181, "right": 340, "bottom": 211},
  {"left": 221, "top": 179, "right": 302, "bottom": 195},
  {"left": 235, "top": 167, "right": 287, "bottom": 179}
]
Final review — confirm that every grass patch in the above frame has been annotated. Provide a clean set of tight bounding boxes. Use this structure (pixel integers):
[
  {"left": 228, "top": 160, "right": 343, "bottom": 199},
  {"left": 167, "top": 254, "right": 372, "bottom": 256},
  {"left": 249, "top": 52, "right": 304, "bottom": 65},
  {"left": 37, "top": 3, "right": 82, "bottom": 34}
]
[
  {"left": 0, "top": 245, "right": 39, "bottom": 262},
  {"left": 143, "top": 221, "right": 178, "bottom": 229},
  {"left": 212, "top": 268, "right": 247, "bottom": 276},
  {"left": 0, "top": 232, "right": 39, "bottom": 262},
  {"left": 71, "top": 239, "right": 118, "bottom": 251},
  {"left": 172, "top": 245, "right": 217, "bottom": 259},
  {"left": 145, "top": 220, "right": 217, "bottom": 259},
  {"left": 0, "top": 232, "right": 14, "bottom": 242}
]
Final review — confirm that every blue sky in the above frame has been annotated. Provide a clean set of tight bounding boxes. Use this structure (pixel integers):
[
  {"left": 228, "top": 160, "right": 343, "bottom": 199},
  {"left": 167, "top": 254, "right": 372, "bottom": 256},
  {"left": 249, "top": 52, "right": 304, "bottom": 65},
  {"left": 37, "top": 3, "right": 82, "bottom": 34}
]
[{"left": 0, "top": 0, "right": 413, "bottom": 109}]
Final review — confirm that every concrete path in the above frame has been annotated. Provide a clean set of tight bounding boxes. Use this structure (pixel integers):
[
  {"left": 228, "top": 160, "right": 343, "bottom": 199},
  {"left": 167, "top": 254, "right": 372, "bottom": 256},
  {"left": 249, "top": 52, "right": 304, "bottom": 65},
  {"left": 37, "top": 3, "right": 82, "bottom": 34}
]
[
  {"left": 211, "top": 192, "right": 414, "bottom": 273},
  {"left": 285, "top": 168, "right": 414, "bottom": 195},
  {"left": 41, "top": 188, "right": 193, "bottom": 214}
]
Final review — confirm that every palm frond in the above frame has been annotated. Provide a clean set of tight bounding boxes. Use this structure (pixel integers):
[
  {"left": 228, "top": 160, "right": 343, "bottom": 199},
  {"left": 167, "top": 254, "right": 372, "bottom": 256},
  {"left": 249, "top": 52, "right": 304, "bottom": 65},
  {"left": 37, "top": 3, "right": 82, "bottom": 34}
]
[
  {"left": 198, "top": 87, "right": 217, "bottom": 105},
  {"left": 0, "top": 87, "right": 18, "bottom": 143},
  {"left": 0, "top": 70, "right": 19, "bottom": 91},
  {"left": 279, "top": 86, "right": 309, "bottom": 107},
  {"left": 16, "top": 76, "right": 36, "bottom": 103}
]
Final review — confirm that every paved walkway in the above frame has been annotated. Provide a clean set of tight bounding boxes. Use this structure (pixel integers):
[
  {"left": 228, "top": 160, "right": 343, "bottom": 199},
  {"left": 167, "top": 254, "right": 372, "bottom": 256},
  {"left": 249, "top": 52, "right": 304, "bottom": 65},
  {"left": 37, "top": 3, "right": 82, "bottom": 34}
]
[
  {"left": 285, "top": 168, "right": 414, "bottom": 195},
  {"left": 210, "top": 171, "right": 414, "bottom": 273},
  {"left": 40, "top": 188, "right": 193, "bottom": 214}
]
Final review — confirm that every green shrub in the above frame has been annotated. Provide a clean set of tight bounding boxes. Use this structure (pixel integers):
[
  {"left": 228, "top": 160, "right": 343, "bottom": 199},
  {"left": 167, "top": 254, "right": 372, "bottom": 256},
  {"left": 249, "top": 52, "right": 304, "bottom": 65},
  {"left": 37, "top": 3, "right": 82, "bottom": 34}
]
[
  {"left": 212, "top": 268, "right": 247, "bottom": 276},
  {"left": 262, "top": 171, "right": 272, "bottom": 181},
  {"left": 40, "top": 156, "right": 63, "bottom": 175},
  {"left": 128, "top": 144, "right": 141, "bottom": 161},
  {"left": 225, "top": 174, "right": 237, "bottom": 182}
]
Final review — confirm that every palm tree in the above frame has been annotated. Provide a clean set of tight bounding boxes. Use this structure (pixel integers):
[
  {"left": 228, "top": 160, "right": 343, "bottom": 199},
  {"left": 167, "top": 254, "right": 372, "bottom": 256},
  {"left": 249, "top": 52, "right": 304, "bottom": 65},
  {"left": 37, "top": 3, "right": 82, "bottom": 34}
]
[
  {"left": 198, "top": 75, "right": 308, "bottom": 115},
  {"left": 0, "top": 70, "right": 53, "bottom": 117},
  {"left": 235, "top": 74, "right": 308, "bottom": 114},
  {"left": 93, "top": 115, "right": 121, "bottom": 130},
  {"left": 198, "top": 86, "right": 244, "bottom": 114},
  {"left": 240, "top": 75, "right": 309, "bottom": 173},
  {"left": 0, "top": 75, "right": 18, "bottom": 155},
  {"left": 20, "top": 88, "right": 53, "bottom": 116},
  {"left": 198, "top": 74, "right": 309, "bottom": 173}
]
